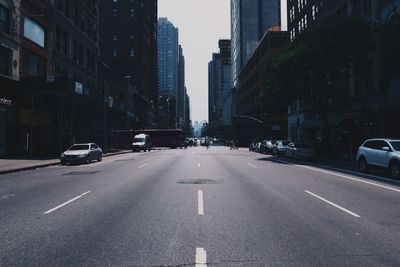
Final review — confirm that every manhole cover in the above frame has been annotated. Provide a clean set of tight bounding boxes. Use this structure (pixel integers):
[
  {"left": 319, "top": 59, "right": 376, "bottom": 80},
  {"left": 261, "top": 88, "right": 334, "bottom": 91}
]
[
  {"left": 63, "top": 171, "right": 99, "bottom": 176},
  {"left": 177, "top": 179, "right": 222, "bottom": 184}
]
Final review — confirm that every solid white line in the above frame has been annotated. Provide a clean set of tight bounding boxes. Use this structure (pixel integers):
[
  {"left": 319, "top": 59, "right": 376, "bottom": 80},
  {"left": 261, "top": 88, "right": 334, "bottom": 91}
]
[
  {"left": 305, "top": 190, "right": 361, "bottom": 218},
  {"left": 198, "top": 190, "right": 204, "bottom": 215},
  {"left": 138, "top": 163, "right": 148, "bottom": 169},
  {"left": 247, "top": 163, "right": 258, "bottom": 168},
  {"left": 195, "top": 247, "right": 207, "bottom": 267},
  {"left": 273, "top": 158, "right": 400, "bottom": 193},
  {"left": 44, "top": 191, "right": 91, "bottom": 214},
  {"left": 197, "top": 162, "right": 201, "bottom": 168}
]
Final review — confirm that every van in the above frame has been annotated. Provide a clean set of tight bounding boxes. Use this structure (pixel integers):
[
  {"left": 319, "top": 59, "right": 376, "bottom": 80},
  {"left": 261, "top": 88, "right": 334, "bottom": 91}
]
[{"left": 132, "top": 134, "right": 152, "bottom": 152}]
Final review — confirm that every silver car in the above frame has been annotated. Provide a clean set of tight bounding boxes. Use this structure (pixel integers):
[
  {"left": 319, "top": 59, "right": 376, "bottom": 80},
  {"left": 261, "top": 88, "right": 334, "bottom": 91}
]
[
  {"left": 60, "top": 143, "right": 103, "bottom": 165},
  {"left": 357, "top": 138, "right": 400, "bottom": 179}
]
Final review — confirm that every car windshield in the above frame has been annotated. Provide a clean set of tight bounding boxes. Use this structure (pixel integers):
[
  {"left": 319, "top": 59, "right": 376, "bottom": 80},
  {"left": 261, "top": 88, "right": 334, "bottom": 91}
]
[
  {"left": 390, "top": 141, "right": 400, "bottom": 151},
  {"left": 68, "top": 145, "right": 89, "bottom": 150},
  {"left": 134, "top": 138, "right": 145, "bottom": 142},
  {"left": 282, "top": 141, "right": 290, "bottom": 146}
]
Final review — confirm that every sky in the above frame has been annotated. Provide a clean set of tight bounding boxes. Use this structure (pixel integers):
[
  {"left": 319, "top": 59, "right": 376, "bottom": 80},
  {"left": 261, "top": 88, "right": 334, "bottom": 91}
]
[{"left": 158, "top": 0, "right": 287, "bottom": 123}]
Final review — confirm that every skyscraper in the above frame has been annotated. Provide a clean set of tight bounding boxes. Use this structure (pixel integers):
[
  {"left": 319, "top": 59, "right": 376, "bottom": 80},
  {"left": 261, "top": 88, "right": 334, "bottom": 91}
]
[
  {"left": 158, "top": 18, "right": 179, "bottom": 99},
  {"left": 99, "top": 0, "right": 158, "bottom": 128},
  {"left": 231, "top": 0, "right": 281, "bottom": 87},
  {"left": 177, "top": 45, "right": 186, "bottom": 128},
  {"left": 208, "top": 40, "right": 232, "bottom": 126}
]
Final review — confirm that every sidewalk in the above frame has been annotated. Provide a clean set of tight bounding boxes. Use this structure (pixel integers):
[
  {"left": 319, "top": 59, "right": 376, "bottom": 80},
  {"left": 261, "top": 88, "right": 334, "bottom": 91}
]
[{"left": 0, "top": 150, "right": 131, "bottom": 175}]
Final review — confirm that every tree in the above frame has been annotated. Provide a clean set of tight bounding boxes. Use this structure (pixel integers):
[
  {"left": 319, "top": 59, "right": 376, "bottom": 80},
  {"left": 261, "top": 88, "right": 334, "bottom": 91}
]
[{"left": 262, "top": 16, "right": 374, "bottom": 152}]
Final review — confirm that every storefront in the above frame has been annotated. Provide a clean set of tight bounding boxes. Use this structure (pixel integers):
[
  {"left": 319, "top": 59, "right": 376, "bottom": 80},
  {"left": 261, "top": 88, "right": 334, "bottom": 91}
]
[{"left": 0, "top": 97, "right": 13, "bottom": 156}]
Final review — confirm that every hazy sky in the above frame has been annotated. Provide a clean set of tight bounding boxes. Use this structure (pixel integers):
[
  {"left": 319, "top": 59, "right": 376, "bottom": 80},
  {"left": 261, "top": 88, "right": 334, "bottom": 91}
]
[{"left": 158, "top": 0, "right": 287, "bottom": 123}]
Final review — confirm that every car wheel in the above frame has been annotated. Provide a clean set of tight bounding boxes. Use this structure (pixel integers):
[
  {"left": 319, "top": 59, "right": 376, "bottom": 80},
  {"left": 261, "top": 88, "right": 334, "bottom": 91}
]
[
  {"left": 97, "top": 154, "right": 102, "bottom": 162},
  {"left": 358, "top": 157, "right": 368, "bottom": 173},
  {"left": 390, "top": 160, "right": 400, "bottom": 179},
  {"left": 86, "top": 157, "right": 91, "bottom": 164}
]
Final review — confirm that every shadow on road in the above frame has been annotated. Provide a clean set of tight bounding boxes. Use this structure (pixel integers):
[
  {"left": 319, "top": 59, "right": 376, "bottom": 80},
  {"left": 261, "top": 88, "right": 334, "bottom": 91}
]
[{"left": 256, "top": 154, "right": 400, "bottom": 188}]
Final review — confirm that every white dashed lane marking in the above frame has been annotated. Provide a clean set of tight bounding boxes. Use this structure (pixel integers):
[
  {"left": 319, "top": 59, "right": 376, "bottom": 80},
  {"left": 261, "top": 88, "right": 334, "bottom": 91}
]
[
  {"left": 247, "top": 163, "right": 258, "bottom": 168},
  {"left": 195, "top": 247, "right": 207, "bottom": 267},
  {"left": 138, "top": 163, "right": 148, "bottom": 169},
  {"left": 44, "top": 191, "right": 91, "bottom": 214},
  {"left": 198, "top": 190, "right": 204, "bottom": 215},
  {"left": 305, "top": 190, "right": 361, "bottom": 218}
]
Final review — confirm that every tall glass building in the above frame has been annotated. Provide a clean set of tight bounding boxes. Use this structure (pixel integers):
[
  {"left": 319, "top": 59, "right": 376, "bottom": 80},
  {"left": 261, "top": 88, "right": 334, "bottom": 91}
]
[
  {"left": 158, "top": 18, "right": 179, "bottom": 99},
  {"left": 231, "top": 0, "right": 281, "bottom": 87}
]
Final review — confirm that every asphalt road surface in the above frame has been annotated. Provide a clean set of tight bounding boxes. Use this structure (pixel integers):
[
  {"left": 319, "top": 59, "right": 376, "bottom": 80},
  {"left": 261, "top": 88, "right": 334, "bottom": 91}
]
[{"left": 1, "top": 147, "right": 400, "bottom": 266}]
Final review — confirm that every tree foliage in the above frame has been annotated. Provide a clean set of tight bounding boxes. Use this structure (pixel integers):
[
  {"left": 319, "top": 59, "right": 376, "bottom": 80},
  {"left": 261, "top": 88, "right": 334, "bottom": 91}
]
[{"left": 261, "top": 16, "right": 374, "bottom": 122}]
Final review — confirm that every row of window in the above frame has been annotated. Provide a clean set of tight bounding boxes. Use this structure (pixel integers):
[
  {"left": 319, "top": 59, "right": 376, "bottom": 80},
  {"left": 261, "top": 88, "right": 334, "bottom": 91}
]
[
  {"left": 290, "top": 3, "right": 318, "bottom": 23},
  {"left": 0, "top": 4, "right": 9, "bottom": 34},
  {"left": 55, "top": 0, "right": 98, "bottom": 43},
  {"left": 113, "top": 9, "right": 135, "bottom": 17},
  {"left": 112, "top": 34, "right": 135, "bottom": 41},
  {"left": 112, "top": 48, "right": 135, "bottom": 57},
  {"left": 289, "top": 4, "right": 320, "bottom": 42},
  {"left": 54, "top": 26, "right": 96, "bottom": 72}
]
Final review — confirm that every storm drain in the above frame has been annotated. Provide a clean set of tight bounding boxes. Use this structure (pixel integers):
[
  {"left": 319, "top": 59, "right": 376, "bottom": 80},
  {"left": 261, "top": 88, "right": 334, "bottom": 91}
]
[
  {"left": 177, "top": 179, "right": 223, "bottom": 185},
  {"left": 62, "top": 171, "right": 99, "bottom": 176}
]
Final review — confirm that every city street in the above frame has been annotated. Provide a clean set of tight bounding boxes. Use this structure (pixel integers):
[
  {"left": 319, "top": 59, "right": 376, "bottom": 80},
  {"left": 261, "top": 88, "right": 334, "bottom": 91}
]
[{"left": 1, "top": 147, "right": 400, "bottom": 266}]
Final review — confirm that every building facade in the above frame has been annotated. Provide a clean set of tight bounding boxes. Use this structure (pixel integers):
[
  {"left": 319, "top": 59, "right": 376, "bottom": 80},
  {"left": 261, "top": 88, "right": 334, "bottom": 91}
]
[
  {"left": 157, "top": 17, "right": 181, "bottom": 129},
  {"left": 231, "top": 0, "right": 281, "bottom": 87},
  {"left": 208, "top": 39, "right": 232, "bottom": 136},
  {"left": 286, "top": 0, "right": 400, "bottom": 161},
  {"left": 99, "top": 0, "right": 158, "bottom": 129},
  {"left": 157, "top": 18, "right": 178, "bottom": 99},
  {"left": 0, "top": 0, "right": 20, "bottom": 156},
  {"left": 235, "top": 29, "right": 288, "bottom": 144},
  {"left": 177, "top": 45, "right": 185, "bottom": 128}
]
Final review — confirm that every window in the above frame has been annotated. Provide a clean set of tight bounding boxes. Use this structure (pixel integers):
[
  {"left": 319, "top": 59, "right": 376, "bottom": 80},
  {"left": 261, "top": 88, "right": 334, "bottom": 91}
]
[
  {"left": 113, "top": 9, "right": 118, "bottom": 17},
  {"left": 0, "top": 46, "right": 11, "bottom": 76},
  {"left": 0, "top": 5, "right": 9, "bottom": 34},
  {"left": 376, "top": 141, "right": 390, "bottom": 151},
  {"left": 113, "top": 49, "right": 118, "bottom": 57},
  {"left": 390, "top": 141, "right": 400, "bottom": 151},
  {"left": 130, "top": 9, "right": 134, "bottom": 17},
  {"left": 62, "top": 32, "right": 68, "bottom": 55},
  {"left": 24, "top": 17, "right": 45, "bottom": 47},
  {"left": 130, "top": 34, "right": 134, "bottom": 40},
  {"left": 22, "top": 49, "right": 46, "bottom": 76},
  {"left": 129, "top": 48, "right": 135, "bottom": 57},
  {"left": 113, "top": 35, "right": 118, "bottom": 42}
]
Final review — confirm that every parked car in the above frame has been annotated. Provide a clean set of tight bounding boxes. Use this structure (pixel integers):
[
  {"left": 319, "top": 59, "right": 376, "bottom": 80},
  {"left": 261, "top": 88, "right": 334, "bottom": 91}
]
[
  {"left": 260, "top": 140, "right": 275, "bottom": 154},
  {"left": 356, "top": 138, "right": 400, "bottom": 179},
  {"left": 254, "top": 142, "right": 262, "bottom": 153},
  {"left": 60, "top": 143, "right": 102, "bottom": 165},
  {"left": 273, "top": 140, "right": 291, "bottom": 156},
  {"left": 132, "top": 134, "right": 152, "bottom": 152},
  {"left": 286, "top": 143, "right": 315, "bottom": 159}
]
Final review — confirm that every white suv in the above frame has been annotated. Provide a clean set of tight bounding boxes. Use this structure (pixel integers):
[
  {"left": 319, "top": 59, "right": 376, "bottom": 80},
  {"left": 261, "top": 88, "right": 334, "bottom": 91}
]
[{"left": 356, "top": 138, "right": 400, "bottom": 179}]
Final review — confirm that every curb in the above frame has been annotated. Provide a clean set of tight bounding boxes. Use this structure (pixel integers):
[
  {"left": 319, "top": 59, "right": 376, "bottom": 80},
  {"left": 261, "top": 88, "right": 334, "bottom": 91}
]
[{"left": 0, "top": 150, "right": 132, "bottom": 175}]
